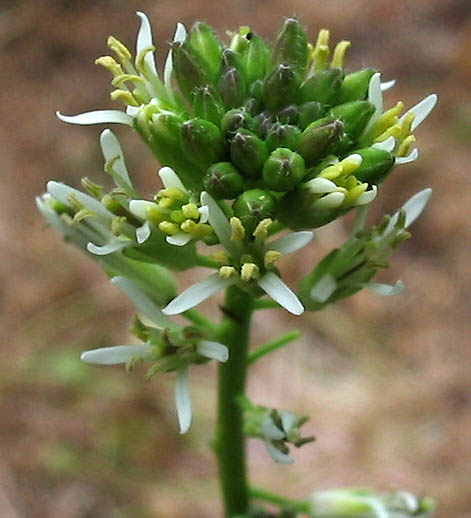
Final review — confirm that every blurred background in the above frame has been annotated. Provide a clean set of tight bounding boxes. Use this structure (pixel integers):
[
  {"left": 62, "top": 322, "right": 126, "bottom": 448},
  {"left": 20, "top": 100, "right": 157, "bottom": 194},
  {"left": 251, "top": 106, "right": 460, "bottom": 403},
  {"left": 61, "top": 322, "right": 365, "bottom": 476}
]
[{"left": 1, "top": 0, "right": 470, "bottom": 516}]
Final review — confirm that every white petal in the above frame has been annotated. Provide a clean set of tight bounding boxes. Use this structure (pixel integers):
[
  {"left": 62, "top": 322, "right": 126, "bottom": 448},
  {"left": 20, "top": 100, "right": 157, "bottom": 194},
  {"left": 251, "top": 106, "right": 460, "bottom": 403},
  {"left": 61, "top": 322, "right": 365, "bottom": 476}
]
[
  {"left": 87, "top": 240, "right": 130, "bottom": 255},
  {"left": 401, "top": 94, "right": 437, "bottom": 131},
  {"left": 279, "top": 410, "right": 297, "bottom": 434},
  {"left": 175, "top": 368, "right": 192, "bottom": 434},
  {"left": 126, "top": 105, "right": 141, "bottom": 116},
  {"left": 257, "top": 273, "right": 304, "bottom": 316},
  {"left": 99, "top": 129, "right": 134, "bottom": 194},
  {"left": 56, "top": 110, "right": 133, "bottom": 126},
  {"left": 264, "top": 440, "right": 294, "bottom": 465},
  {"left": 136, "top": 221, "right": 151, "bottom": 244},
  {"left": 261, "top": 416, "right": 285, "bottom": 441},
  {"left": 355, "top": 185, "right": 377, "bottom": 206},
  {"left": 392, "top": 491, "right": 419, "bottom": 512},
  {"left": 196, "top": 341, "right": 229, "bottom": 362},
  {"left": 305, "top": 177, "right": 341, "bottom": 194},
  {"left": 47, "top": 181, "right": 114, "bottom": 220},
  {"left": 111, "top": 276, "right": 172, "bottom": 328},
  {"left": 268, "top": 231, "right": 314, "bottom": 255},
  {"left": 385, "top": 188, "right": 432, "bottom": 233},
  {"left": 310, "top": 274, "right": 337, "bottom": 303},
  {"left": 312, "top": 192, "right": 345, "bottom": 210},
  {"left": 129, "top": 199, "right": 159, "bottom": 220},
  {"left": 164, "top": 22, "right": 187, "bottom": 89},
  {"left": 162, "top": 273, "right": 236, "bottom": 315},
  {"left": 81, "top": 344, "right": 151, "bottom": 365},
  {"left": 367, "top": 72, "right": 383, "bottom": 125},
  {"left": 136, "top": 11, "right": 158, "bottom": 76},
  {"left": 366, "top": 280, "right": 404, "bottom": 296},
  {"left": 380, "top": 79, "right": 396, "bottom": 91},
  {"left": 200, "top": 191, "right": 240, "bottom": 258},
  {"left": 395, "top": 148, "right": 419, "bottom": 165},
  {"left": 158, "top": 166, "right": 188, "bottom": 192},
  {"left": 372, "top": 136, "right": 396, "bottom": 152},
  {"left": 198, "top": 205, "right": 209, "bottom": 224},
  {"left": 166, "top": 232, "right": 192, "bottom": 247}
]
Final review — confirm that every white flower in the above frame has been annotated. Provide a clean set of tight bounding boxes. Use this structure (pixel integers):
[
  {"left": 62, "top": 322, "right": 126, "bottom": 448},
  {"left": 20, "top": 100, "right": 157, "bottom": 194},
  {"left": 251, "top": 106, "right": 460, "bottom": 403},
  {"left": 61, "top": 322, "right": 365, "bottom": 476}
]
[
  {"left": 80, "top": 276, "right": 228, "bottom": 434},
  {"left": 162, "top": 192, "right": 313, "bottom": 316}
]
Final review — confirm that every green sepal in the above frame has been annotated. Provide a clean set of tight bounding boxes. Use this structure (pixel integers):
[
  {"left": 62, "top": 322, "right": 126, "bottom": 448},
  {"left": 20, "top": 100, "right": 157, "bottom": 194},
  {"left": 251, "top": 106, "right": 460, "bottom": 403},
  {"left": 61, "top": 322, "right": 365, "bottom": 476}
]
[
  {"left": 253, "top": 110, "right": 274, "bottom": 139},
  {"left": 233, "top": 188, "right": 277, "bottom": 235},
  {"left": 265, "top": 123, "right": 302, "bottom": 152},
  {"left": 248, "top": 79, "right": 264, "bottom": 105},
  {"left": 263, "top": 63, "right": 301, "bottom": 111},
  {"left": 203, "top": 162, "right": 245, "bottom": 199},
  {"left": 180, "top": 117, "right": 225, "bottom": 169},
  {"left": 298, "top": 68, "right": 344, "bottom": 105},
  {"left": 350, "top": 147, "right": 395, "bottom": 185},
  {"left": 297, "top": 117, "right": 344, "bottom": 165},
  {"left": 220, "top": 108, "right": 255, "bottom": 138},
  {"left": 192, "top": 85, "right": 226, "bottom": 126},
  {"left": 298, "top": 101, "right": 326, "bottom": 130},
  {"left": 275, "top": 104, "right": 299, "bottom": 125},
  {"left": 230, "top": 129, "right": 269, "bottom": 178},
  {"left": 171, "top": 41, "right": 211, "bottom": 101},
  {"left": 240, "top": 34, "right": 269, "bottom": 84},
  {"left": 262, "top": 148, "right": 306, "bottom": 192},
  {"left": 218, "top": 67, "right": 247, "bottom": 109},
  {"left": 187, "top": 21, "right": 222, "bottom": 84},
  {"left": 123, "top": 227, "right": 198, "bottom": 271},
  {"left": 269, "top": 17, "right": 308, "bottom": 79},
  {"left": 330, "top": 100, "right": 375, "bottom": 141},
  {"left": 338, "top": 67, "right": 377, "bottom": 104}
]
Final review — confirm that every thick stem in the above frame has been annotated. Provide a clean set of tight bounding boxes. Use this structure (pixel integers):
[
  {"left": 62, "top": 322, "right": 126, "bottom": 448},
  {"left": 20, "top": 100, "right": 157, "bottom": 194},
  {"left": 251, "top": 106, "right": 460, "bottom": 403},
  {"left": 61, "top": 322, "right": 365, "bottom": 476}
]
[{"left": 215, "top": 285, "right": 253, "bottom": 517}]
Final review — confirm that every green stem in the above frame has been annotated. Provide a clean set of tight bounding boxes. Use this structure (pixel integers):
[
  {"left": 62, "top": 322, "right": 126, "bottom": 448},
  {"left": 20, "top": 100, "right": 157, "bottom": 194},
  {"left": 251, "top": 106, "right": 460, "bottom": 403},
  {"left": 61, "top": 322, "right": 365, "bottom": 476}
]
[
  {"left": 196, "top": 254, "right": 220, "bottom": 269},
  {"left": 253, "top": 298, "right": 280, "bottom": 310},
  {"left": 250, "top": 487, "right": 310, "bottom": 514},
  {"left": 183, "top": 309, "right": 217, "bottom": 333},
  {"left": 247, "top": 330, "right": 301, "bottom": 365},
  {"left": 215, "top": 285, "right": 253, "bottom": 517}
]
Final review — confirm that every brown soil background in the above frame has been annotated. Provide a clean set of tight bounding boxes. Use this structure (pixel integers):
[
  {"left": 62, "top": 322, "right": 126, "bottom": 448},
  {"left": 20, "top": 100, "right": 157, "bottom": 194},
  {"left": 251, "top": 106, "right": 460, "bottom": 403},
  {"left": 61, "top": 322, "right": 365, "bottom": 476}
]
[{"left": 1, "top": 0, "right": 470, "bottom": 517}]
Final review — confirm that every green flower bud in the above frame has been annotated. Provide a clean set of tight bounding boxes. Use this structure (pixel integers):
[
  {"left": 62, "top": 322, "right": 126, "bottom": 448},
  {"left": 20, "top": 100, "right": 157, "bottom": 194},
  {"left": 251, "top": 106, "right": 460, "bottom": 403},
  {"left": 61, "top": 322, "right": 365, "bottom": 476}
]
[
  {"left": 243, "top": 97, "right": 261, "bottom": 116},
  {"left": 218, "top": 67, "right": 246, "bottom": 109},
  {"left": 187, "top": 21, "right": 222, "bottom": 84},
  {"left": 253, "top": 110, "right": 274, "bottom": 138},
  {"left": 298, "top": 101, "right": 326, "bottom": 130},
  {"left": 330, "top": 101, "right": 375, "bottom": 141},
  {"left": 240, "top": 34, "right": 269, "bottom": 84},
  {"left": 192, "top": 85, "right": 226, "bottom": 126},
  {"left": 297, "top": 117, "right": 344, "bottom": 165},
  {"left": 262, "top": 148, "right": 306, "bottom": 192},
  {"left": 265, "top": 123, "right": 302, "bottom": 152},
  {"left": 220, "top": 108, "right": 255, "bottom": 138},
  {"left": 203, "top": 162, "right": 245, "bottom": 199},
  {"left": 171, "top": 41, "right": 210, "bottom": 101},
  {"left": 248, "top": 79, "right": 264, "bottom": 105},
  {"left": 269, "top": 17, "right": 308, "bottom": 79},
  {"left": 263, "top": 63, "right": 301, "bottom": 111},
  {"left": 349, "top": 147, "right": 395, "bottom": 185},
  {"left": 148, "top": 112, "right": 204, "bottom": 191},
  {"left": 275, "top": 104, "right": 299, "bottom": 125},
  {"left": 180, "top": 118, "right": 225, "bottom": 168},
  {"left": 233, "top": 189, "right": 276, "bottom": 235},
  {"left": 229, "top": 25, "right": 252, "bottom": 53},
  {"left": 298, "top": 68, "right": 344, "bottom": 105},
  {"left": 278, "top": 183, "right": 346, "bottom": 230},
  {"left": 337, "top": 67, "right": 376, "bottom": 104},
  {"left": 221, "top": 48, "right": 244, "bottom": 73},
  {"left": 230, "top": 129, "right": 269, "bottom": 178}
]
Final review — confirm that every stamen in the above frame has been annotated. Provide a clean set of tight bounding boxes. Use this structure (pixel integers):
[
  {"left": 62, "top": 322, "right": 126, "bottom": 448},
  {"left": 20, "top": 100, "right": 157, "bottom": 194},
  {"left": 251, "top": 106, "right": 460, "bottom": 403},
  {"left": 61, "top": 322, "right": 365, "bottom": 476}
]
[
  {"left": 230, "top": 217, "right": 245, "bottom": 241},
  {"left": 253, "top": 218, "right": 273, "bottom": 241},
  {"left": 159, "top": 221, "right": 180, "bottom": 235},
  {"left": 211, "top": 251, "right": 230, "bottom": 264},
  {"left": 311, "top": 29, "right": 330, "bottom": 72},
  {"left": 396, "top": 135, "right": 416, "bottom": 157},
  {"left": 264, "top": 250, "right": 282, "bottom": 268},
  {"left": 110, "top": 89, "right": 139, "bottom": 106},
  {"left": 95, "top": 56, "right": 123, "bottom": 77},
  {"left": 331, "top": 40, "right": 351, "bottom": 68},
  {"left": 219, "top": 266, "right": 237, "bottom": 279},
  {"left": 107, "top": 36, "right": 132, "bottom": 63},
  {"left": 241, "top": 263, "right": 260, "bottom": 282},
  {"left": 181, "top": 203, "right": 199, "bottom": 219}
]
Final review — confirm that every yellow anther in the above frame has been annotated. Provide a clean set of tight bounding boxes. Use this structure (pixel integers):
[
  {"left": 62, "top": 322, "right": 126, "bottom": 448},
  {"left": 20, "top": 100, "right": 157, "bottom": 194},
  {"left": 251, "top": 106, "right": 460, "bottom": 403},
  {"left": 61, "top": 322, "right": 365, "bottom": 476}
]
[
  {"left": 240, "top": 263, "right": 260, "bottom": 282},
  {"left": 374, "top": 124, "right": 403, "bottom": 143},
  {"left": 111, "top": 216, "right": 127, "bottom": 236},
  {"left": 145, "top": 205, "right": 165, "bottom": 224},
  {"left": 110, "top": 89, "right": 139, "bottom": 106},
  {"left": 343, "top": 175, "right": 358, "bottom": 190},
  {"left": 253, "top": 218, "right": 273, "bottom": 240},
  {"left": 181, "top": 203, "right": 199, "bottom": 220},
  {"left": 344, "top": 183, "right": 368, "bottom": 205},
  {"left": 192, "top": 223, "right": 213, "bottom": 238},
  {"left": 399, "top": 112, "right": 415, "bottom": 140},
  {"left": 159, "top": 187, "right": 187, "bottom": 201},
  {"left": 158, "top": 197, "right": 175, "bottom": 209},
  {"left": 211, "top": 251, "right": 230, "bottom": 264},
  {"left": 111, "top": 74, "right": 145, "bottom": 87},
  {"left": 180, "top": 219, "right": 196, "bottom": 234},
  {"left": 264, "top": 250, "right": 281, "bottom": 268},
  {"left": 319, "top": 163, "right": 343, "bottom": 180},
  {"left": 219, "top": 266, "right": 237, "bottom": 279},
  {"left": 67, "top": 194, "right": 85, "bottom": 213},
  {"left": 230, "top": 217, "right": 245, "bottom": 241},
  {"left": 107, "top": 36, "right": 132, "bottom": 62},
  {"left": 95, "top": 56, "right": 123, "bottom": 77},
  {"left": 339, "top": 154, "right": 362, "bottom": 175},
  {"left": 170, "top": 210, "right": 185, "bottom": 224},
  {"left": 311, "top": 29, "right": 330, "bottom": 72},
  {"left": 72, "top": 208, "right": 93, "bottom": 226},
  {"left": 372, "top": 101, "right": 404, "bottom": 139},
  {"left": 135, "top": 45, "right": 156, "bottom": 75},
  {"left": 396, "top": 135, "right": 416, "bottom": 157},
  {"left": 158, "top": 221, "right": 179, "bottom": 235},
  {"left": 331, "top": 40, "right": 351, "bottom": 69}
]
